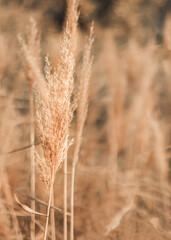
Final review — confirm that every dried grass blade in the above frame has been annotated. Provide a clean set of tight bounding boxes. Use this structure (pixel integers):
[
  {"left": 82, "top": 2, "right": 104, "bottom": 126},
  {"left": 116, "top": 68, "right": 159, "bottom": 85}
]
[{"left": 14, "top": 194, "right": 47, "bottom": 216}]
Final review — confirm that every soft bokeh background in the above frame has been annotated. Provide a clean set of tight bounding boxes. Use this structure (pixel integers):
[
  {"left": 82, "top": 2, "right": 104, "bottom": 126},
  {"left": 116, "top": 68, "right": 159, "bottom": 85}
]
[{"left": 0, "top": 1, "right": 171, "bottom": 239}]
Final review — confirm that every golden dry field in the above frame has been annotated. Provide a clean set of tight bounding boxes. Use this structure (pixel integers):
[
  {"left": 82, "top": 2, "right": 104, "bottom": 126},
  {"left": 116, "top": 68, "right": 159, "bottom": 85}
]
[{"left": 0, "top": 0, "right": 171, "bottom": 239}]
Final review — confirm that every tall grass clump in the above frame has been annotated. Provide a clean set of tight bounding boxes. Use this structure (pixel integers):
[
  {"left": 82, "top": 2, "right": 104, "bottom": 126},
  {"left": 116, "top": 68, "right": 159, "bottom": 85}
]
[
  {"left": 34, "top": 22, "right": 76, "bottom": 240},
  {"left": 70, "top": 24, "right": 94, "bottom": 240},
  {"left": 19, "top": 18, "right": 46, "bottom": 240},
  {"left": 19, "top": 1, "right": 81, "bottom": 239},
  {"left": 1, "top": 1, "right": 170, "bottom": 239},
  {"left": 19, "top": 1, "right": 80, "bottom": 239}
]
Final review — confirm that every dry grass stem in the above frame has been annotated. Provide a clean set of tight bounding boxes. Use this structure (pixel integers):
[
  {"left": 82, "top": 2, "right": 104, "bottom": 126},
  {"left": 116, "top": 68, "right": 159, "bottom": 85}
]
[
  {"left": 1, "top": 2, "right": 170, "bottom": 240},
  {"left": 19, "top": 18, "right": 40, "bottom": 240},
  {"left": 70, "top": 24, "right": 94, "bottom": 240},
  {"left": 34, "top": 22, "right": 76, "bottom": 240},
  {"left": 30, "top": 91, "right": 35, "bottom": 240},
  {"left": 50, "top": 190, "right": 56, "bottom": 240},
  {"left": 66, "top": 0, "right": 79, "bottom": 54},
  {"left": 18, "top": 17, "right": 48, "bottom": 102}
]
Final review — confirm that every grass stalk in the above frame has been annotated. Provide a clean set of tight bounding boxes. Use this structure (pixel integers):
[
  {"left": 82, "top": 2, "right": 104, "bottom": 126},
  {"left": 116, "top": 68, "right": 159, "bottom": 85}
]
[
  {"left": 70, "top": 162, "right": 76, "bottom": 240},
  {"left": 30, "top": 91, "right": 35, "bottom": 240},
  {"left": 64, "top": 151, "right": 68, "bottom": 240},
  {"left": 51, "top": 189, "right": 56, "bottom": 240},
  {"left": 43, "top": 184, "right": 53, "bottom": 240},
  {"left": 70, "top": 25, "right": 94, "bottom": 240}
]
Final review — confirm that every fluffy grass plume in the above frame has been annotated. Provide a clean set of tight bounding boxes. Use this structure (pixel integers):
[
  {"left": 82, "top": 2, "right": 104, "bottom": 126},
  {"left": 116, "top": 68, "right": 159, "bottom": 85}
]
[
  {"left": 70, "top": 23, "right": 94, "bottom": 240},
  {"left": 35, "top": 22, "right": 76, "bottom": 240}
]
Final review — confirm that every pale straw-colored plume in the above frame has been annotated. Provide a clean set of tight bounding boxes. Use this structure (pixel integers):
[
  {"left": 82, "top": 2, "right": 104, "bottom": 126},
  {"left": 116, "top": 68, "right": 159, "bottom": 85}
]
[
  {"left": 64, "top": 1, "right": 80, "bottom": 239},
  {"left": 35, "top": 26, "right": 75, "bottom": 192},
  {"left": 18, "top": 17, "right": 47, "bottom": 102},
  {"left": 66, "top": 0, "right": 79, "bottom": 54},
  {"left": 73, "top": 24, "right": 94, "bottom": 165},
  {"left": 34, "top": 22, "right": 76, "bottom": 240},
  {"left": 18, "top": 18, "right": 43, "bottom": 240},
  {"left": 70, "top": 23, "right": 94, "bottom": 240},
  {"left": 19, "top": 17, "right": 77, "bottom": 240}
]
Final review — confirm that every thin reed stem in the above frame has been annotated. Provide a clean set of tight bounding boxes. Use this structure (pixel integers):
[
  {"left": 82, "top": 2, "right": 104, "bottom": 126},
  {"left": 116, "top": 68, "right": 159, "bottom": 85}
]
[
  {"left": 70, "top": 25, "right": 93, "bottom": 240},
  {"left": 64, "top": 152, "right": 68, "bottom": 240},
  {"left": 70, "top": 162, "right": 76, "bottom": 240},
  {"left": 43, "top": 184, "right": 53, "bottom": 240},
  {"left": 51, "top": 189, "right": 56, "bottom": 240},
  {"left": 30, "top": 91, "right": 35, "bottom": 240}
]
